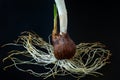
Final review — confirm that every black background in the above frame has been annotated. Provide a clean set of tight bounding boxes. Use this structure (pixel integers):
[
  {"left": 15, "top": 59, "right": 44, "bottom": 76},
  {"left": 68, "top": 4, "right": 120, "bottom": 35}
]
[{"left": 0, "top": 0, "right": 119, "bottom": 80}]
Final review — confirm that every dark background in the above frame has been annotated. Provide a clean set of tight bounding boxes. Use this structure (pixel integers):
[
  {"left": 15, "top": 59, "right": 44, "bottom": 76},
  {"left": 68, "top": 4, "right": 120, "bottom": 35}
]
[{"left": 0, "top": 0, "right": 119, "bottom": 80}]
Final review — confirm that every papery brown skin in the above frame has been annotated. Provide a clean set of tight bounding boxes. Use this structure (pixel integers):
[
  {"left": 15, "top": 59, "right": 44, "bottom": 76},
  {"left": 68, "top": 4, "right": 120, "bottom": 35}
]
[{"left": 52, "top": 33, "right": 76, "bottom": 60}]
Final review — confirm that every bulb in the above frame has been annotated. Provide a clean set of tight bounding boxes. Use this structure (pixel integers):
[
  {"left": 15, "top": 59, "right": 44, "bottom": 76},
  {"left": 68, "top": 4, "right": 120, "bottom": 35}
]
[
  {"left": 52, "top": 32, "right": 76, "bottom": 59},
  {"left": 52, "top": 0, "right": 75, "bottom": 60}
]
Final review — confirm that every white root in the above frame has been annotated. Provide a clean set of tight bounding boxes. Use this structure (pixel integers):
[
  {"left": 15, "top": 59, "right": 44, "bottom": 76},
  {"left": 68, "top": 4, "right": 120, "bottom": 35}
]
[{"left": 3, "top": 32, "right": 111, "bottom": 80}]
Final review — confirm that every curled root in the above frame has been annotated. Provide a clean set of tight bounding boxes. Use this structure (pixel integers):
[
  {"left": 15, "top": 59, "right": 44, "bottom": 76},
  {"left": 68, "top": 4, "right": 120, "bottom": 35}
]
[{"left": 3, "top": 31, "right": 111, "bottom": 80}]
